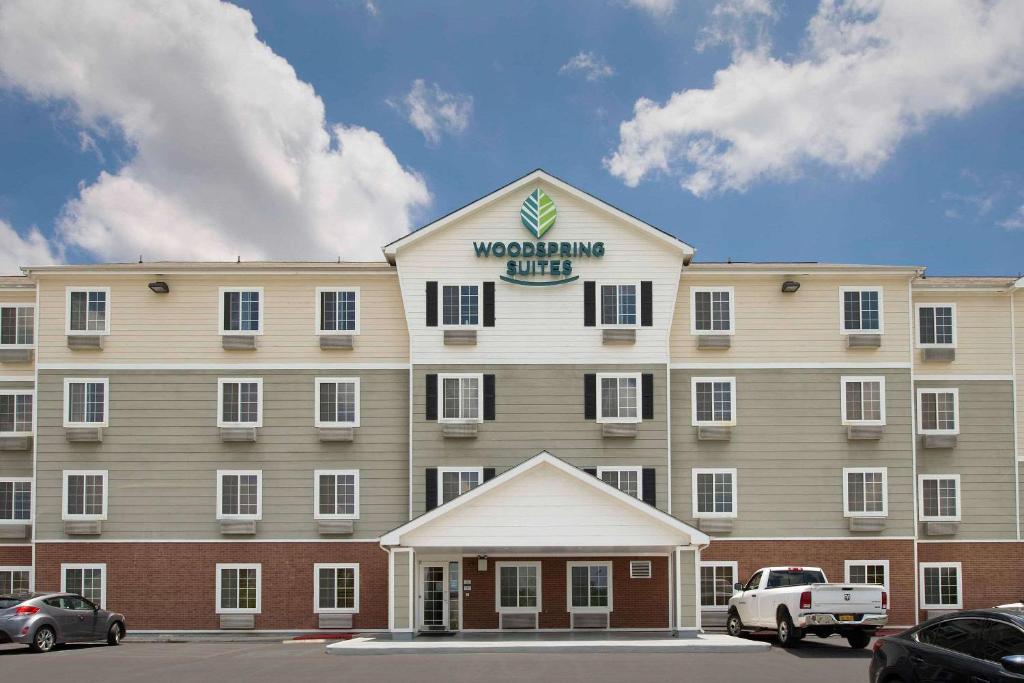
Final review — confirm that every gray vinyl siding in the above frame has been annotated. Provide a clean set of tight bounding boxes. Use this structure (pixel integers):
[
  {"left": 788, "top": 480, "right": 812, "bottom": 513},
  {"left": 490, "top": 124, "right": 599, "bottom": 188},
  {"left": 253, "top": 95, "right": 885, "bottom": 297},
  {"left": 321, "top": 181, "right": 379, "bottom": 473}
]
[
  {"left": 679, "top": 549, "right": 697, "bottom": 628},
  {"left": 916, "top": 379, "right": 1017, "bottom": 540},
  {"left": 411, "top": 364, "right": 668, "bottom": 517},
  {"left": 34, "top": 369, "right": 409, "bottom": 540},
  {"left": 671, "top": 368, "right": 915, "bottom": 537}
]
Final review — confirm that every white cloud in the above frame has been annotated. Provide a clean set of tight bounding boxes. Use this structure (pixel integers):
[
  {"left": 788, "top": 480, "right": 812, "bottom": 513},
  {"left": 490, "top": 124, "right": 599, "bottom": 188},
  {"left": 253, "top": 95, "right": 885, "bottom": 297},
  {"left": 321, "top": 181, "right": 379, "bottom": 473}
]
[
  {"left": 623, "top": 0, "right": 676, "bottom": 18},
  {"left": 394, "top": 79, "right": 473, "bottom": 146},
  {"left": 0, "top": 0, "right": 430, "bottom": 263},
  {"left": 999, "top": 205, "right": 1024, "bottom": 231},
  {"left": 695, "top": 0, "right": 776, "bottom": 53},
  {"left": 606, "top": 0, "right": 1024, "bottom": 197},
  {"left": 0, "top": 220, "right": 59, "bottom": 275},
  {"left": 559, "top": 52, "right": 615, "bottom": 82}
]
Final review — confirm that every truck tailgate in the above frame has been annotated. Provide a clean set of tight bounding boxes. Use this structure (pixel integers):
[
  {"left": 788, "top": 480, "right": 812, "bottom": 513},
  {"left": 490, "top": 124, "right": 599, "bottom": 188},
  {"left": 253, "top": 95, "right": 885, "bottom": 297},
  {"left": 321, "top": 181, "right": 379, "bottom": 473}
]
[{"left": 808, "top": 584, "right": 884, "bottom": 613}]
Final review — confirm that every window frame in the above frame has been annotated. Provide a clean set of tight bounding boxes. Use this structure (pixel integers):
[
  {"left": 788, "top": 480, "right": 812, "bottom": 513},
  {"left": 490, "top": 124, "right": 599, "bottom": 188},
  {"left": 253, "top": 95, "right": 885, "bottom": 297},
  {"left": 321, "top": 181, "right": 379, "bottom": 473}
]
[
  {"left": 217, "top": 378, "right": 263, "bottom": 428},
  {"left": 494, "top": 560, "right": 542, "bottom": 613},
  {"left": 0, "top": 389, "right": 34, "bottom": 436},
  {"left": 65, "top": 287, "right": 111, "bottom": 336},
  {"left": 690, "top": 376, "right": 737, "bottom": 427},
  {"left": 0, "top": 303, "right": 36, "bottom": 348},
  {"left": 916, "top": 303, "right": 957, "bottom": 348},
  {"left": 0, "top": 477, "right": 32, "bottom": 524},
  {"left": 919, "top": 562, "right": 963, "bottom": 610},
  {"left": 691, "top": 467, "right": 738, "bottom": 519},
  {"left": 60, "top": 563, "right": 107, "bottom": 609},
  {"left": 596, "top": 466, "right": 644, "bottom": 499},
  {"left": 699, "top": 561, "right": 739, "bottom": 611},
  {"left": 315, "top": 287, "right": 360, "bottom": 336},
  {"left": 437, "top": 373, "right": 484, "bottom": 424},
  {"left": 313, "top": 563, "right": 360, "bottom": 614},
  {"left": 839, "top": 286, "right": 884, "bottom": 334},
  {"left": 566, "top": 560, "right": 614, "bottom": 613},
  {"left": 0, "top": 566, "right": 33, "bottom": 592},
  {"left": 689, "top": 286, "right": 735, "bottom": 336},
  {"left": 917, "top": 388, "right": 960, "bottom": 435},
  {"left": 437, "top": 467, "right": 484, "bottom": 507},
  {"left": 218, "top": 287, "right": 264, "bottom": 336},
  {"left": 216, "top": 470, "right": 263, "bottom": 521},
  {"left": 313, "top": 377, "right": 360, "bottom": 428},
  {"left": 840, "top": 376, "right": 886, "bottom": 426},
  {"left": 918, "top": 474, "right": 961, "bottom": 522},
  {"left": 62, "top": 378, "right": 109, "bottom": 428},
  {"left": 313, "top": 469, "right": 360, "bottom": 520},
  {"left": 596, "top": 372, "right": 642, "bottom": 424},
  {"left": 438, "top": 282, "right": 482, "bottom": 329},
  {"left": 215, "top": 563, "right": 261, "bottom": 614},
  {"left": 843, "top": 467, "right": 889, "bottom": 518},
  {"left": 597, "top": 282, "right": 641, "bottom": 329},
  {"left": 61, "top": 470, "right": 108, "bottom": 521},
  {"left": 844, "top": 560, "right": 890, "bottom": 607}
]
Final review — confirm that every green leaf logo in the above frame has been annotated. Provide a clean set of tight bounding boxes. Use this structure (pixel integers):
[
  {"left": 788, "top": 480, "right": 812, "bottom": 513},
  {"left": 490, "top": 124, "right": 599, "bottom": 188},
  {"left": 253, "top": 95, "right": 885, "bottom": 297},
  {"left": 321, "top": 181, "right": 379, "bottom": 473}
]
[{"left": 520, "top": 188, "right": 557, "bottom": 238}]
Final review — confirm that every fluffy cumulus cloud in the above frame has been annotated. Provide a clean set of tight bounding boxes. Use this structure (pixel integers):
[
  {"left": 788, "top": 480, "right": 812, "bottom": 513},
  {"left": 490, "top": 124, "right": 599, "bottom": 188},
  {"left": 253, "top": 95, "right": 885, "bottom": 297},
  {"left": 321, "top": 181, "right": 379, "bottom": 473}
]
[
  {"left": 606, "top": 0, "right": 1024, "bottom": 196},
  {"left": 0, "top": 0, "right": 430, "bottom": 263},
  {"left": 0, "top": 220, "right": 59, "bottom": 275},
  {"left": 559, "top": 52, "right": 615, "bottom": 82},
  {"left": 394, "top": 79, "right": 474, "bottom": 146},
  {"left": 695, "top": 0, "right": 776, "bottom": 53}
]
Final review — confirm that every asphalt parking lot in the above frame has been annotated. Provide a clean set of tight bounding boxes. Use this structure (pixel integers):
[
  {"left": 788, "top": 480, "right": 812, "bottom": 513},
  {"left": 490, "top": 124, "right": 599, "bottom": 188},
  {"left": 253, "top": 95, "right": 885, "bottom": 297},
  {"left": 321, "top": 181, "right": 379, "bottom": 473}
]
[{"left": 0, "top": 635, "right": 873, "bottom": 683}]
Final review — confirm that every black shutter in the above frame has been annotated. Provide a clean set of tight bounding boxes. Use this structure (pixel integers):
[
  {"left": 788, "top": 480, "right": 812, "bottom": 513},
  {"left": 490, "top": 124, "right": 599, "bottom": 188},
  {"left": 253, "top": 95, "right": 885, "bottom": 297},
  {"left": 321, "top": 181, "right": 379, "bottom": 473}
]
[
  {"left": 640, "top": 281, "right": 653, "bottom": 327},
  {"left": 642, "top": 468, "right": 656, "bottom": 507},
  {"left": 641, "top": 373, "right": 654, "bottom": 420},
  {"left": 425, "top": 281, "right": 438, "bottom": 327},
  {"left": 582, "top": 467, "right": 597, "bottom": 477},
  {"left": 222, "top": 292, "right": 232, "bottom": 331},
  {"left": 425, "top": 468, "right": 438, "bottom": 510},
  {"left": 425, "top": 374, "right": 438, "bottom": 421},
  {"left": 483, "top": 468, "right": 496, "bottom": 482},
  {"left": 583, "top": 281, "right": 596, "bottom": 327},
  {"left": 483, "top": 282, "right": 495, "bottom": 327},
  {"left": 584, "top": 373, "right": 597, "bottom": 420},
  {"left": 483, "top": 374, "right": 496, "bottom": 420}
]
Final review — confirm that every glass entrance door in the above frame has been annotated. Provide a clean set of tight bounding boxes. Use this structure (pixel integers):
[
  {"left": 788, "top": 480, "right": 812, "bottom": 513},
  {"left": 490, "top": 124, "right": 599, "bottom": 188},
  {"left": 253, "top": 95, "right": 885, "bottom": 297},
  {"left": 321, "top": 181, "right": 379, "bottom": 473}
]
[
  {"left": 421, "top": 565, "right": 447, "bottom": 630},
  {"left": 448, "top": 560, "right": 461, "bottom": 630}
]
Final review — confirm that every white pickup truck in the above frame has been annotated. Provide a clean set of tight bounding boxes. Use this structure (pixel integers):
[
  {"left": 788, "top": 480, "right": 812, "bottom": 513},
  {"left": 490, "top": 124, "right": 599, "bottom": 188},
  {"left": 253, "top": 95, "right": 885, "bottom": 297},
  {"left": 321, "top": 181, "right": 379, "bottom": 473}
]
[{"left": 726, "top": 566, "right": 888, "bottom": 648}]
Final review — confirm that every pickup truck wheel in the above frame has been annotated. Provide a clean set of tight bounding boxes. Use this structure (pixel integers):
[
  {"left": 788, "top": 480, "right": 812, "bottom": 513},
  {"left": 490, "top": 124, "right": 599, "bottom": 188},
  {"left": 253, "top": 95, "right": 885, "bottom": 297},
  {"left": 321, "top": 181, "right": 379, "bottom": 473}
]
[
  {"left": 846, "top": 631, "right": 871, "bottom": 649},
  {"left": 726, "top": 611, "right": 745, "bottom": 638},
  {"left": 777, "top": 613, "right": 803, "bottom": 648}
]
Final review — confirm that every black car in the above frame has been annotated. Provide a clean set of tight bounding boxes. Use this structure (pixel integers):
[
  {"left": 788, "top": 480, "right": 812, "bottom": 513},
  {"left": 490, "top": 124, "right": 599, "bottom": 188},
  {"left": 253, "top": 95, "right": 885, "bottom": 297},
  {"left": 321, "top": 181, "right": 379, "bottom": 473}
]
[{"left": 870, "top": 609, "right": 1024, "bottom": 682}]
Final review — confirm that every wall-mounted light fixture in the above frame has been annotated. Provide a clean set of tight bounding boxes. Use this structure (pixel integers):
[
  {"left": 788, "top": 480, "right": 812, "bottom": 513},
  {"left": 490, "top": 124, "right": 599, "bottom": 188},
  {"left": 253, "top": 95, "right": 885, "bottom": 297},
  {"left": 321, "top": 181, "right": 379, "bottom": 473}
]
[
  {"left": 148, "top": 281, "right": 170, "bottom": 294},
  {"left": 477, "top": 555, "right": 488, "bottom": 572},
  {"left": 781, "top": 280, "right": 801, "bottom": 293}
]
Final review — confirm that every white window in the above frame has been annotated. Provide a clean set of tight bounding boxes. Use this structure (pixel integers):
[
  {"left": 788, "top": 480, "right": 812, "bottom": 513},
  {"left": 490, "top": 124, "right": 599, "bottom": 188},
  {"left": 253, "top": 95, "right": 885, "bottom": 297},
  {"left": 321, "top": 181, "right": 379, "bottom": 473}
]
[
  {"left": 0, "top": 391, "right": 33, "bottom": 435},
  {"left": 691, "top": 377, "right": 736, "bottom": 426},
  {"left": 62, "top": 470, "right": 107, "bottom": 521},
  {"left": 917, "top": 389, "right": 959, "bottom": 435},
  {"left": 65, "top": 287, "right": 110, "bottom": 335},
  {"left": 692, "top": 468, "right": 737, "bottom": 518},
  {"left": 840, "top": 286, "right": 883, "bottom": 334},
  {"left": 0, "top": 478, "right": 31, "bottom": 523},
  {"left": 844, "top": 561, "right": 889, "bottom": 602},
  {"left": 438, "top": 374, "right": 482, "bottom": 423},
  {"left": 843, "top": 468, "right": 888, "bottom": 517},
  {"left": 691, "top": 287, "right": 734, "bottom": 335},
  {"left": 314, "top": 470, "right": 359, "bottom": 519},
  {"left": 61, "top": 563, "right": 106, "bottom": 608},
  {"left": 597, "top": 466, "right": 642, "bottom": 499},
  {"left": 0, "top": 567, "right": 32, "bottom": 593},
  {"left": 920, "top": 562, "right": 962, "bottom": 610},
  {"left": 314, "top": 563, "right": 359, "bottom": 613},
  {"left": 316, "top": 287, "right": 359, "bottom": 335},
  {"left": 218, "top": 378, "right": 263, "bottom": 428},
  {"left": 629, "top": 561, "right": 652, "bottom": 579},
  {"left": 219, "top": 287, "right": 263, "bottom": 335},
  {"left": 919, "top": 475, "right": 961, "bottom": 522},
  {"left": 440, "top": 284, "right": 479, "bottom": 327},
  {"left": 315, "top": 378, "right": 360, "bottom": 428},
  {"left": 495, "top": 561, "right": 541, "bottom": 612},
  {"left": 63, "top": 378, "right": 108, "bottom": 428},
  {"left": 216, "top": 564, "right": 260, "bottom": 614},
  {"left": 0, "top": 304, "right": 34, "bottom": 346},
  {"left": 597, "top": 373, "right": 640, "bottom": 423},
  {"left": 567, "top": 561, "right": 613, "bottom": 612},
  {"left": 840, "top": 376, "right": 886, "bottom": 425},
  {"left": 600, "top": 283, "right": 638, "bottom": 327},
  {"left": 917, "top": 304, "right": 956, "bottom": 347},
  {"left": 438, "top": 467, "right": 483, "bottom": 506},
  {"left": 217, "top": 470, "right": 262, "bottom": 520},
  {"left": 700, "top": 561, "right": 738, "bottom": 609}
]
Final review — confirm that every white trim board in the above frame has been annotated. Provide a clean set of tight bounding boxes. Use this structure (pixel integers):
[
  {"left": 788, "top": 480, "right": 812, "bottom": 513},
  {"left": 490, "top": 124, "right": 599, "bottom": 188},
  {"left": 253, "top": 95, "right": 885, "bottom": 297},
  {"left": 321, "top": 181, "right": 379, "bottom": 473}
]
[
  {"left": 38, "top": 362, "right": 411, "bottom": 371},
  {"left": 670, "top": 362, "right": 911, "bottom": 370}
]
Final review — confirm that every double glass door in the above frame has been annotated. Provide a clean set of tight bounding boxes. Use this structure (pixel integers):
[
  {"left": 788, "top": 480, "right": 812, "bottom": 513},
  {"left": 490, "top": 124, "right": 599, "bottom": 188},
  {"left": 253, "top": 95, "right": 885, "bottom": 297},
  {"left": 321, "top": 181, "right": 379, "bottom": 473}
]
[{"left": 420, "top": 561, "right": 461, "bottom": 631}]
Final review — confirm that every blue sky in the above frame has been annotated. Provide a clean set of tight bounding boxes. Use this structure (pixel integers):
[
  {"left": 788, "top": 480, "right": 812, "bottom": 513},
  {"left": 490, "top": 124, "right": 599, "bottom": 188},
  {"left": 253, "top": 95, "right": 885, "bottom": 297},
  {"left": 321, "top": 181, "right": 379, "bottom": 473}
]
[{"left": 0, "top": 0, "right": 1022, "bottom": 275}]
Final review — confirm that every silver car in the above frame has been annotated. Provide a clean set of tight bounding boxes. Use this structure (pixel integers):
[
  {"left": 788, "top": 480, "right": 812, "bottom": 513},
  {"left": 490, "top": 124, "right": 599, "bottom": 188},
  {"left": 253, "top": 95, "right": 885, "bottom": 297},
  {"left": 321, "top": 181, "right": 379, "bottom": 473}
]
[{"left": 0, "top": 591, "right": 126, "bottom": 653}]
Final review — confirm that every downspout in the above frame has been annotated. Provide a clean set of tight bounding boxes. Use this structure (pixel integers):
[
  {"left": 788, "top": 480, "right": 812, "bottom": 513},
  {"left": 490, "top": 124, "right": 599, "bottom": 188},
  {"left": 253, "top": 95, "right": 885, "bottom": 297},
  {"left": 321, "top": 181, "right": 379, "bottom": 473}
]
[
  {"left": 1010, "top": 290, "right": 1020, "bottom": 541},
  {"left": 908, "top": 275, "right": 920, "bottom": 624}
]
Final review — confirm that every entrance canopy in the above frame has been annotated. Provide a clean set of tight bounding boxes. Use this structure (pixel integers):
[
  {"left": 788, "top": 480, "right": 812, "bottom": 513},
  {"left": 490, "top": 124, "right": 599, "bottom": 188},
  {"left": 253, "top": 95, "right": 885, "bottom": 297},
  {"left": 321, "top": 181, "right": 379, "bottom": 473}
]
[{"left": 380, "top": 451, "right": 709, "bottom": 552}]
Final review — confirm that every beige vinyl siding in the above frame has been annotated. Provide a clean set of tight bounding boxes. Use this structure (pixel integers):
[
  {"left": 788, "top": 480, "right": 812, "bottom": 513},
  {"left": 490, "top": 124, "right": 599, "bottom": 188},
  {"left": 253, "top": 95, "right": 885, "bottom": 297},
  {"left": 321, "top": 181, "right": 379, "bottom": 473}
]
[
  {"left": 410, "top": 364, "right": 668, "bottom": 517},
  {"left": 670, "top": 274, "right": 913, "bottom": 364},
  {"left": 34, "top": 369, "right": 409, "bottom": 540},
  {"left": 916, "top": 379, "right": 1017, "bottom": 540},
  {"left": 0, "top": 289, "right": 37, "bottom": 379},
  {"left": 679, "top": 550, "right": 697, "bottom": 628},
  {"left": 35, "top": 274, "right": 408, "bottom": 363},
  {"left": 391, "top": 550, "right": 412, "bottom": 629},
  {"left": 671, "top": 368, "right": 914, "bottom": 537},
  {"left": 912, "top": 291, "right": 1013, "bottom": 376}
]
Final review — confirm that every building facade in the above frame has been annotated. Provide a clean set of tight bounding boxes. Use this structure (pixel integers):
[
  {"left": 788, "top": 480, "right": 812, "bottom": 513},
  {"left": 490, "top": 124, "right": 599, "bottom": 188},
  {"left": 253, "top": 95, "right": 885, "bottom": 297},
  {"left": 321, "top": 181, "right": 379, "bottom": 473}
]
[{"left": 0, "top": 170, "right": 1022, "bottom": 633}]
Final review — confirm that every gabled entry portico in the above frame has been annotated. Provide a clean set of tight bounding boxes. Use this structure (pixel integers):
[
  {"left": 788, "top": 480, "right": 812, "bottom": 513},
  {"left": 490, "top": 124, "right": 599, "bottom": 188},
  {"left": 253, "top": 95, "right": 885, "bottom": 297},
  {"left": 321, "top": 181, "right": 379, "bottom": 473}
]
[{"left": 381, "top": 452, "right": 709, "bottom": 636}]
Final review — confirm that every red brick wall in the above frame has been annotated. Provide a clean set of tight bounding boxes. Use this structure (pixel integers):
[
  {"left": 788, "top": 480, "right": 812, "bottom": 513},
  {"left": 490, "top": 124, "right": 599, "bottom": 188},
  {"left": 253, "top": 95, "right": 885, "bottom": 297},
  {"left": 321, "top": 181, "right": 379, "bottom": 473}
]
[
  {"left": 918, "top": 542, "right": 1024, "bottom": 620},
  {"left": 462, "top": 556, "right": 669, "bottom": 630},
  {"left": 35, "top": 542, "right": 388, "bottom": 630},
  {"left": 0, "top": 545, "right": 32, "bottom": 566},
  {"left": 702, "top": 539, "right": 916, "bottom": 626}
]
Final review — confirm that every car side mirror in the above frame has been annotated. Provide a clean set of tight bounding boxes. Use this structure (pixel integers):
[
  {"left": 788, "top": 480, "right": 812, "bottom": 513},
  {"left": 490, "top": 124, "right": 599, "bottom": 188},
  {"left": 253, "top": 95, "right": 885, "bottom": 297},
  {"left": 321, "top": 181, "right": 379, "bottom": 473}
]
[
  {"left": 733, "top": 582, "right": 743, "bottom": 592},
  {"left": 1002, "top": 655, "right": 1024, "bottom": 675}
]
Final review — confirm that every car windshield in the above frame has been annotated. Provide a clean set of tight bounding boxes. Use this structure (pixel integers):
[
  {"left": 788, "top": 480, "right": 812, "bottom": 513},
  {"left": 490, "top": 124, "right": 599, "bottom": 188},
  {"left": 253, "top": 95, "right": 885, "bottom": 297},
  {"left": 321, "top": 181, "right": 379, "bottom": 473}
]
[{"left": 766, "top": 570, "right": 826, "bottom": 588}]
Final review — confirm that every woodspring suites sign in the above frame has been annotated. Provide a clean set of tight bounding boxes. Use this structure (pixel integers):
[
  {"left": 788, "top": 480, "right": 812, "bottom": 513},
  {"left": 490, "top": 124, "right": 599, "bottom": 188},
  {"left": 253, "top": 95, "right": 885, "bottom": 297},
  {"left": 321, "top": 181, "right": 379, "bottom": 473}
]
[{"left": 473, "top": 188, "right": 605, "bottom": 286}]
